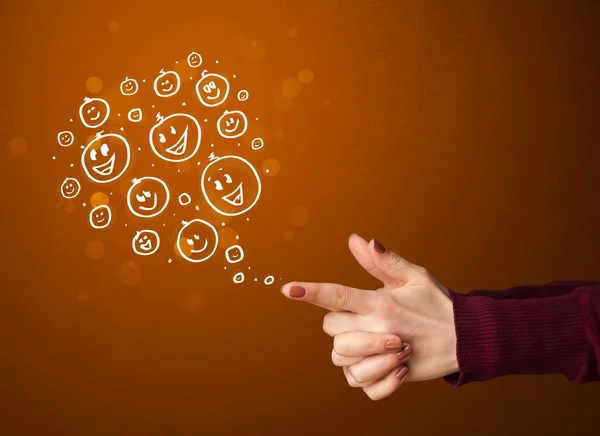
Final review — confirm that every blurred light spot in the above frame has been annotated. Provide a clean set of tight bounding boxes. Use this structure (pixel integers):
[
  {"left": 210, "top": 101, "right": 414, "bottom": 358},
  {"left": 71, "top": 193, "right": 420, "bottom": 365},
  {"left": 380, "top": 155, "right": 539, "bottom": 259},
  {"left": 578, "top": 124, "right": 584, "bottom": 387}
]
[
  {"left": 64, "top": 203, "right": 77, "bottom": 214},
  {"left": 274, "top": 129, "right": 285, "bottom": 141},
  {"left": 85, "top": 240, "right": 105, "bottom": 259},
  {"left": 108, "top": 20, "right": 119, "bottom": 33},
  {"left": 90, "top": 192, "right": 109, "bottom": 207},
  {"left": 262, "top": 157, "right": 280, "bottom": 176},
  {"left": 282, "top": 77, "right": 301, "bottom": 97},
  {"left": 77, "top": 292, "right": 91, "bottom": 303},
  {"left": 298, "top": 69, "right": 314, "bottom": 84},
  {"left": 244, "top": 43, "right": 266, "bottom": 63},
  {"left": 289, "top": 205, "right": 309, "bottom": 227},
  {"left": 85, "top": 76, "right": 103, "bottom": 93},
  {"left": 86, "top": 134, "right": 96, "bottom": 144},
  {"left": 218, "top": 227, "right": 239, "bottom": 249},
  {"left": 324, "top": 99, "right": 331, "bottom": 105},
  {"left": 274, "top": 93, "right": 293, "bottom": 112},
  {"left": 119, "top": 261, "right": 142, "bottom": 286},
  {"left": 182, "top": 289, "right": 205, "bottom": 312},
  {"left": 7, "top": 136, "right": 28, "bottom": 157},
  {"left": 288, "top": 28, "right": 298, "bottom": 39},
  {"left": 283, "top": 230, "right": 295, "bottom": 242}
]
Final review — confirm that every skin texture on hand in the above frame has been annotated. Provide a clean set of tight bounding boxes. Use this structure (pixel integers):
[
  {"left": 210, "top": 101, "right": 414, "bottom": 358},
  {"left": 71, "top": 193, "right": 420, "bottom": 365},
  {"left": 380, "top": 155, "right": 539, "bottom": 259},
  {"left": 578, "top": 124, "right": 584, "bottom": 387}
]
[{"left": 281, "top": 233, "right": 458, "bottom": 400}]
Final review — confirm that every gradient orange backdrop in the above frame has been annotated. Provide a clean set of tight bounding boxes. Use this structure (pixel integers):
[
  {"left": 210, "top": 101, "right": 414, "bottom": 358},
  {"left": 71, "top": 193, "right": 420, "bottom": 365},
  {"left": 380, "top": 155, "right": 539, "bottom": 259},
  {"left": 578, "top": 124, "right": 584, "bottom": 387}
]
[{"left": 1, "top": 1, "right": 599, "bottom": 435}]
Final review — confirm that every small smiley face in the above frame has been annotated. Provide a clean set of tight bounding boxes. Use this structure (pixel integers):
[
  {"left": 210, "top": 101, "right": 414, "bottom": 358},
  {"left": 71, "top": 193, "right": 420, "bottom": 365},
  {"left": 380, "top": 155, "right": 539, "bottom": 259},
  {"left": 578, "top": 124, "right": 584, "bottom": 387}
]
[
  {"left": 187, "top": 51, "right": 203, "bottom": 68},
  {"left": 60, "top": 177, "right": 81, "bottom": 199},
  {"left": 251, "top": 137, "right": 264, "bottom": 150},
  {"left": 79, "top": 97, "right": 110, "bottom": 128},
  {"left": 154, "top": 69, "right": 180, "bottom": 97},
  {"left": 225, "top": 245, "right": 244, "bottom": 263},
  {"left": 89, "top": 205, "right": 112, "bottom": 229},
  {"left": 126, "top": 176, "right": 170, "bottom": 218},
  {"left": 237, "top": 90, "right": 249, "bottom": 101},
  {"left": 128, "top": 108, "right": 143, "bottom": 123},
  {"left": 217, "top": 110, "right": 248, "bottom": 139},
  {"left": 132, "top": 230, "right": 160, "bottom": 256},
  {"left": 120, "top": 77, "right": 139, "bottom": 96},
  {"left": 176, "top": 219, "right": 219, "bottom": 263},
  {"left": 57, "top": 131, "right": 74, "bottom": 147},
  {"left": 196, "top": 70, "right": 230, "bottom": 107},
  {"left": 232, "top": 272, "right": 245, "bottom": 284}
]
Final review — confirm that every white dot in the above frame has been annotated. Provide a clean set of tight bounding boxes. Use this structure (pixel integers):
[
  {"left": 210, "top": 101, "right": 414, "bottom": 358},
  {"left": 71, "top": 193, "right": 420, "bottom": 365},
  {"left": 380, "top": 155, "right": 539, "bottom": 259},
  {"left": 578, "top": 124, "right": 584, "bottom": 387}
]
[
  {"left": 216, "top": 60, "right": 219, "bottom": 64},
  {"left": 125, "top": 224, "right": 128, "bottom": 227},
  {"left": 248, "top": 266, "right": 251, "bottom": 270},
  {"left": 120, "top": 127, "right": 124, "bottom": 131},
  {"left": 52, "top": 156, "right": 56, "bottom": 160},
  {"left": 235, "top": 235, "right": 239, "bottom": 240},
  {"left": 142, "top": 79, "right": 146, "bottom": 83},
  {"left": 110, "top": 192, "right": 113, "bottom": 195},
  {"left": 163, "top": 223, "right": 166, "bottom": 226},
  {"left": 221, "top": 222, "right": 225, "bottom": 226},
  {"left": 168, "top": 258, "right": 172, "bottom": 263},
  {"left": 69, "top": 163, "right": 74, "bottom": 167},
  {"left": 177, "top": 169, "right": 181, "bottom": 173},
  {"left": 80, "top": 145, "right": 84, "bottom": 149},
  {"left": 255, "top": 118, "right": 259, "bottom": 121},
  {"left": 182, "top": 102, "right": 187, "bottom": 106},
  {"left": 246, "top": 218, "right": 250, "bottom": 221},
  {"left": 224, "top": 266, "right": 227, "bottom": 270},
  {"left": 233, "top": 74, "right": 237, "bottom": 78},
  {"left": 82, "top": 202, "right": 86, "bottom": 206},
  {"left": 152, "top": 164, "right": 155, "bottom": 167},
  {"left": 204, "top": 119, "right": 208, "bottom": 123},
  {"left": 117, "top": 113, "right": 121, "bottom": 116},
  {"left": 266, "top": 169, "right": 270, "bottom": 173},
  {"left": 69, "top": 118, "right": 73, "bottom": 122},
  {"left": 254, "top": 278, "right": 257, "bottom": 281}
]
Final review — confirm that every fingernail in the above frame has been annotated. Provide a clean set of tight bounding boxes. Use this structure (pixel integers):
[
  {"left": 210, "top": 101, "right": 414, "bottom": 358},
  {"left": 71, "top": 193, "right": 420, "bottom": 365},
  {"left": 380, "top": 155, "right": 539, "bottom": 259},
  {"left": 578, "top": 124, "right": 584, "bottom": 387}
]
[
  {"left": 289, "top": 286, "right": 307, "bottom": 298},
  {"left": 384, "top": 339, "right": 403, "bottom": 351},
  {"left": 395, "top": 366, "right": 408, "bottom": 380},
  {"left": 397, "top": 344, "right": 412, "bottom": 360},
  {"left": 373, "top": 239, "right": 386, "bottom": 254}
]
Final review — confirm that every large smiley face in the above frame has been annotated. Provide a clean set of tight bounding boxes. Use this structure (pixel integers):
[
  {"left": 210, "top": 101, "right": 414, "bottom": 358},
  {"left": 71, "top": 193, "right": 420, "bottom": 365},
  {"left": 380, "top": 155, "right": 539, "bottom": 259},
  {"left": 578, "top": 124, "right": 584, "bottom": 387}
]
[
  {"left": 57, "top": 131, "right": 74, "bottom": 147},
  {"left": 120, "top": 77, "right": 139, "bottom": 96},
  {"left": 149, "top": 113, "right": 201, "bottom": 162},
  {"left": 187, "top": 51, "right": 202, "bottom": 68},
  {"left": 89, "top": 205, "right": 112, "bottom": 229},
  {"left": 60, "top": 177, "right": 81, "bottom": 199},
  {"left": 216, "top": 110, "right": 248, "bottom": 139},
  {"left": 132, "top": 230, "right": 160, "bottom": 256},
  {"left": 79, "top": 97, "right": 110, "bottom": 128},
  {"left": 195, "top": 70, "right": 230, "bottom": 107},
  {"left": 201, "top": 155, "right": 262, "bottom": 216},
  {"left": 176, "top": 219, "right": 219, "bottom": 263},
  {"left": 126, "top": 176, "right": 170, "bottom": 218},
  {"left": 154, "top": 69, "right": 180, "bottom": 97},
  {"left": 81, "top": 132, "right": 131, "bottom": 184}
]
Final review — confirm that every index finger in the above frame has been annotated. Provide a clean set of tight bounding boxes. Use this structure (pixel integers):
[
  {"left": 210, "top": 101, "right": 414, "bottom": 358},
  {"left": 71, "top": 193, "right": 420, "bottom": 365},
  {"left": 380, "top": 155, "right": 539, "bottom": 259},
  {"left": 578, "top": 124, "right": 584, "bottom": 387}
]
[{"left": 280, "top": 281, "right": 375, "bottom": 314}]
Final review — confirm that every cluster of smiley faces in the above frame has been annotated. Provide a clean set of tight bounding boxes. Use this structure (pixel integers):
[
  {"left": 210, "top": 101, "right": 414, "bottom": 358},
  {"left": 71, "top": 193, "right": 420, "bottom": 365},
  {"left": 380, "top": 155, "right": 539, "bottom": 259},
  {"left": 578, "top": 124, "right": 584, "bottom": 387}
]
[{"left": 58, "top": 52, "right": 265, "bottom": 265}]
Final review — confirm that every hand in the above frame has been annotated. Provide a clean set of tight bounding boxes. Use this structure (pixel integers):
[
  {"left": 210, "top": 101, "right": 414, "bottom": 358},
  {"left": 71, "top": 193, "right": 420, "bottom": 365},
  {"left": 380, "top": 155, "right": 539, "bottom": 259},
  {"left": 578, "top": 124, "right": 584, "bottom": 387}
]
[
  {"left": 331, "top": 330, "right": 413, "bottom": 400},
  {"left": 281, "top": 234, "right": 458, "bottom": 394}
]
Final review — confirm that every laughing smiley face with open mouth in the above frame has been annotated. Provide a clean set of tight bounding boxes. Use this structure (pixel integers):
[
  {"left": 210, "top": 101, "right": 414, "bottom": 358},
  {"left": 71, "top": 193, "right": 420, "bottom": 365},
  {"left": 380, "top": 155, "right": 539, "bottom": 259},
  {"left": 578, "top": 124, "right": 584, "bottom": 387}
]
[
  {"left": 132, "top": 230, "right": 160, "bottom": 256},
  {"left": 149, "top": 113, "right": 201, "bottom": 162},
  {"left": 201, "top": 155, "right": 262, "bottom": 216},
  {"left": 126, "top": 176, "right": 170, "bottom": 218},
  {"left": 81, "top": 132, "right": 131, "bottom": 184}
]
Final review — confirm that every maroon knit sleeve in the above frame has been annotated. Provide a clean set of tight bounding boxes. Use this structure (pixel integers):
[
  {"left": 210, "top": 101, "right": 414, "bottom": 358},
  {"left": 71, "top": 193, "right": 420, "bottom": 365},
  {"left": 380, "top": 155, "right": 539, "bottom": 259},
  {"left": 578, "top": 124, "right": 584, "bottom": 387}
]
[
  {"left": 463, "top": 280, "right": 600, "bottom": 300},
  {"left": 443, "top": 284, "right": 600, "bottom": 387}
]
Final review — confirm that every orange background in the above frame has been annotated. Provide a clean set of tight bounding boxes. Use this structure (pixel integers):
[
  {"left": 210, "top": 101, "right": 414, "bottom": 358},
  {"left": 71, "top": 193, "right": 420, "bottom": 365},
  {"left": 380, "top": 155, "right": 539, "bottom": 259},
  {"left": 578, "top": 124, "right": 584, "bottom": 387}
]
[{"left": 2, "top": 0, "right": 600, "bottom": 435}]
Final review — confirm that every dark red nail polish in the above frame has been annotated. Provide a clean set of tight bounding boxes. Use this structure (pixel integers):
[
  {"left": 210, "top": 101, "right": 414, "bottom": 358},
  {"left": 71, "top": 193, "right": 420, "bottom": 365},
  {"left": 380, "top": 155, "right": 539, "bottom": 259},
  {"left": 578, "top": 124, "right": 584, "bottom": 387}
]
[
  {"left": 373, "top": 239, "right": 386, "bottom": 253},
  {"left": 289, "top": 286, "right": 307, "bottom": 298}
]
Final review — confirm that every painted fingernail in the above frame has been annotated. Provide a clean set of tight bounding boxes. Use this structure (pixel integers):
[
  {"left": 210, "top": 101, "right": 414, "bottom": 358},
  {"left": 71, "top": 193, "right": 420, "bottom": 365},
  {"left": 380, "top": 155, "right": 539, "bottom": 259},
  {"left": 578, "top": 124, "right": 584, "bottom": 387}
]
[
  {"left": 395, "top": 366, "right": 408, "bottom": 380},
  {"left": 289, "top": 286, "right": 307, "bottom": 298},
  {"left": 384, "top": 339, "right": 402, "bottom": 351},
  {"left": 373, "top": 239, "right": 386, "bottom": 253},
  {"left": 397, "top": 344, "right": 412, "bottom": 360}
]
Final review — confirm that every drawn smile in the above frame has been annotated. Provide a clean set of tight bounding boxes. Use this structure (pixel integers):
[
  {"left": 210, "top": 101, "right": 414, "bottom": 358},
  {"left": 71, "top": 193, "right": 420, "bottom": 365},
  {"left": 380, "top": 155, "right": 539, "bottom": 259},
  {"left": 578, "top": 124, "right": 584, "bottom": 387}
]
[
  {"left": 190, "top": 238, "right": 208, "bottom": 253},
  {"left": 206, "top": 89, "right": 221, "bottom": 100},
  {"left": 224, "top": 119, "right": 240, "bottom": 133},
  {"left": 138, "top": 194, "right": 158, "bottom": 211},
  {"left": 221, "top": 182, "right": 243, "bottom": 206},
  {"left": 140, "top": 240, "right": 153, "bottom": 251},
  {"left": 165, "top": 126, "right": 189, "bottom": 155},
  {"left": 92, "top": 154, "right": 116, "bottom": 176}
]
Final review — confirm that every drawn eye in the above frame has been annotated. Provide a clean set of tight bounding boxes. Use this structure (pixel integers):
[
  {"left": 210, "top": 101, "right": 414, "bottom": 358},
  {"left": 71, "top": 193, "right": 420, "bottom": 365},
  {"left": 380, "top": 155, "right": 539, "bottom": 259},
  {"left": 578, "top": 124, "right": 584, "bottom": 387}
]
[
  {"left": 214, "top": 181, "right": 223, "bottom": 191},
  {"left": 169, "top": 125, "right": 176, "bottom": 135},
  {"left": 186, "top": 239, "right": 194, "bottom": 245},
  {"left": 136, "top": 194, "right": 146, "bottom": 202},
  {"left": 143, "top": 235, "right": 148, "bottom": 240},
  {"left": 224, "top": 174, "right": 232, "bottom": 184},
  {"left": 203, "top": 84, "right": 211, "bottom": 93},
  {"left": 159, "top": 133, "right": 166, "bottom": 144},
  {"left": 142, "top": 190, "right": 152, "bottom": 198},
  {"left": 90, "top": 149, "right": 97, "bottom": 161},
  {"left": 100, "top": 143, "right": 109, "bottom": 156},
  {"left": 193, "top": 234, "right": 200, "bottom": 240},
  {"left": 209, "top": 81, "right": 216, "bottom": 89}
]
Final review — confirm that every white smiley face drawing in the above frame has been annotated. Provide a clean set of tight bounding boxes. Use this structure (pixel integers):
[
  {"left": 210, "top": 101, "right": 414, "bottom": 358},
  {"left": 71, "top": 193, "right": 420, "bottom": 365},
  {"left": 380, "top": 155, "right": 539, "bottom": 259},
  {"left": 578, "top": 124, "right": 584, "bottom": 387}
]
[
  {"left": 132, "top": 230, "right": 160, "bottom": 256},
  {"left": 195, "top": 70, "right": 230, "bottom": 107},
  {"left": 127, "top": 108, "right": 143, "bottom": 123},
  {"left": 57, "top": 131, "right": 74, "bottom": 147},
  {"left": 187, "top": 51, "right": 202, "bottom": 68},
  {"left": 149, "top": 113, "right": 201, "bottom": 162},
  {"left": 232, "top": 272, "right": 245, "bottom": 283},
  {"left": 216, "top": 110, "right": 248, "bottom": 139},
  {"left": 154, "top": 69, "right": 181, "bottom": 97},
  {"left": 176, "top": 219, "right": 219, "bottom": 263},
  {"left": 120, "top": 77, "right": 139, "bottom": 96},
  {"left": 225, "top": 245, "right": 244, "bottom": 263},
  {"left": 126, "top": 176, "right": 170, "bottom": 218},
  {"left": 79, "top": 97, "right": 110, "bottom": 128},
  {"left": 89, "top": 205, "right": 112, "bottom": 229},
  {"left": 60, "top": 177, "right": 81, "bottom": 199},
  {"left": 81, "top": 132, "right": 131, "bottom": 184}
]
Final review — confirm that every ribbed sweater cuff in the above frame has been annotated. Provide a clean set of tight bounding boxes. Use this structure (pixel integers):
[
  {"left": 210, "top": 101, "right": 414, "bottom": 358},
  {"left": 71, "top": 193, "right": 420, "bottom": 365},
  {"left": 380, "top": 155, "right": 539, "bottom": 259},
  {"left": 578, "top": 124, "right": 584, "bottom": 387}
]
[{"left": 443, "top": 289, "right": 586, "bottom": 387}]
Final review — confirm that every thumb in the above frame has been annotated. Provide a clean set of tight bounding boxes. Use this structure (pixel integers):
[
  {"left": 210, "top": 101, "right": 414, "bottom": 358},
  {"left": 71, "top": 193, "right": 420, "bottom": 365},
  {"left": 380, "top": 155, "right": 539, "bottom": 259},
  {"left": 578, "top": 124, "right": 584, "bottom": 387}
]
[
  {"left": 369, "top": 239, "right": 424, "bottom": 287},
  {"left": 348, "top": 233, "right": 396, "bottom": 286}
]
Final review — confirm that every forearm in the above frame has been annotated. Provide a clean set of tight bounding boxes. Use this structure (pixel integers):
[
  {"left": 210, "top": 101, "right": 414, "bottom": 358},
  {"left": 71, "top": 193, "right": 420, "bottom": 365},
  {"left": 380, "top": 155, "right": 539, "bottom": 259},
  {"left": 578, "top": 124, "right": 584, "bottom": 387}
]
[
  {"left": 443, "top": 284, "right": 600, "bottom": 386},
  {"left": 464, "top": 280, "right": 600, "bottom": 299}
]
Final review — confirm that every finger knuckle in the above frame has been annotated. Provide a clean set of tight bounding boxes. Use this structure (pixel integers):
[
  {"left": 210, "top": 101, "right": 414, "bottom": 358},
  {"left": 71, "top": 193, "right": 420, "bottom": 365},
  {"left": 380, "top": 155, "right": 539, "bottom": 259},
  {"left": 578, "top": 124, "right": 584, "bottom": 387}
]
[
  {"left": 348, "top": 366, "right": 365, "bottom": 384},
  {"left": 331, "top": 350, "right": 342, "bottom": 366},
  {"left": 335, "top": 285, "right": 351, "bottom": 308},
  {"left": 322, "top": 313, "right": 334, "bottom": 335}
]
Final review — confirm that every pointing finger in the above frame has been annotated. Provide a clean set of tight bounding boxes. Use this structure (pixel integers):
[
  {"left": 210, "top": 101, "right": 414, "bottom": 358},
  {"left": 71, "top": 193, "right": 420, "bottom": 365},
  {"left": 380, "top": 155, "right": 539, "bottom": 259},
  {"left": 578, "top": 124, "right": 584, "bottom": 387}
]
[{"left": 281, "top": 282, "right": 376, "bottom": 314}]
